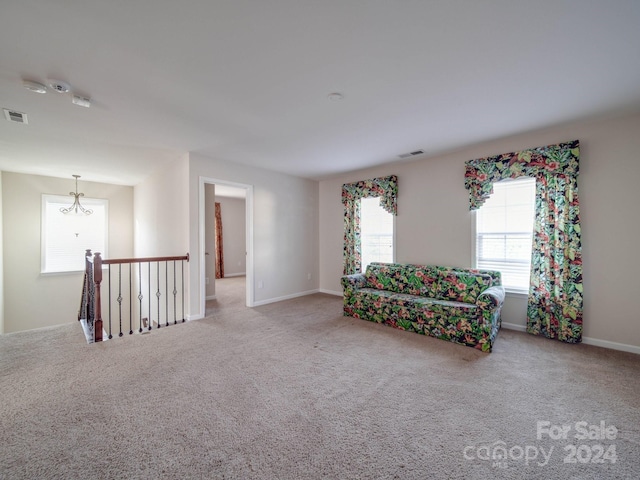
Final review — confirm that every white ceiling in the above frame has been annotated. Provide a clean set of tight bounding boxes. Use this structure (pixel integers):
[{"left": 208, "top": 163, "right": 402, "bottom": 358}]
[{"left": 1, "top": 1, "right": 639, "bottom": 186}]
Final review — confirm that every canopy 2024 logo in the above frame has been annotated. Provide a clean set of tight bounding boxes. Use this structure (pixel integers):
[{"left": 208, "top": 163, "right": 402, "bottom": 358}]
[{"left": 464, "top": 420, "right": 618, "bottom": 469}]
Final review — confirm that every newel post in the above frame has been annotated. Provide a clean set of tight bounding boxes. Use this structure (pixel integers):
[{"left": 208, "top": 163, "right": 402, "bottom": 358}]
[{"left": 93, "top": 252, "right": 103, "bottom": 342}]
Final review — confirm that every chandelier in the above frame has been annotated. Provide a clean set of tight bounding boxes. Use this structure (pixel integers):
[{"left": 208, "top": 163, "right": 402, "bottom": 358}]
[{"left": 60, "top": 175, "right": 93, "bottom": 215}]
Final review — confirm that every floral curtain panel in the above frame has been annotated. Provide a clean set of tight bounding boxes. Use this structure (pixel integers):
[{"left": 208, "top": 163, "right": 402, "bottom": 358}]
[
  {"left": 465, "top": 140, "right": 582, "bottom": 343},
  {"left": 342, "top": 175, "right": 398, "bottom": 275},
  {"left": 214, "top": 202, "right": 224, "bottom": 279}
]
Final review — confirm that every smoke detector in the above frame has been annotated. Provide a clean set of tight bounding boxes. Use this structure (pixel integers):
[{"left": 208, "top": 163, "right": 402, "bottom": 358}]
[{"left": 47, "top": 79, "right": 71, "bottom": 93}]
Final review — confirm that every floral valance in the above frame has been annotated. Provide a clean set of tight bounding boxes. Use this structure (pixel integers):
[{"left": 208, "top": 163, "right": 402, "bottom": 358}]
[
  {"left": 464, "top": 140, "right": 580, "bottom": 210},
  {"left": 342, "top": 175, "right": 398, "bottom": 215}
]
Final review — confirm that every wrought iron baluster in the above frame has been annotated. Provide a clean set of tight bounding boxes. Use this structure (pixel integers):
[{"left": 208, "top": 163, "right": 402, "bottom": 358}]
[
  {"left": 138, "top": 262, "right": 143, "bottom": 333},
  {"left": 108, "top": 265, "right": 113, "bottom": 339},
  {"left": 181, "top": 259, "right": 185, "bottom": 322},
  {"left": 173, "top": 260, "right": 177, "bottom": 325},
  {"left": 148, "top": 262, "right": 152, "bottom": 330},
  {"left": 117, "top": 264, "right": 123, "bottom": 337},
  {"left": 129, "top": 263, "right": 133, "bottom": 335},
  {"left": 165, "top": 261, "right": 169, "bottom": 327},
  {"left": 156, "top": 261, "right": 161, "bottom": 328}
]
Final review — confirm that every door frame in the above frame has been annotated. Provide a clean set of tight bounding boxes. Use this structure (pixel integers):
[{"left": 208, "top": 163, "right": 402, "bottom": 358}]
[{"left": 198, "top": 176, "right": 254, "bottom": 314}]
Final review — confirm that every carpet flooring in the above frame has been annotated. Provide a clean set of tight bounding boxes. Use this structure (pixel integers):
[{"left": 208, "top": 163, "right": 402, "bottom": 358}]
[{"left": 1, "top": 277, "right": 639, "bottom": 479}]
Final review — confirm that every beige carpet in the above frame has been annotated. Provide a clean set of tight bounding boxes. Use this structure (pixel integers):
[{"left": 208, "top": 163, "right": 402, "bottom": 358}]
[
  {"left": 1, "top": 279, "right": 639, "bottom": 479},
  {"left": 205, "top": 276, "right": 247, "bottom": 317}
]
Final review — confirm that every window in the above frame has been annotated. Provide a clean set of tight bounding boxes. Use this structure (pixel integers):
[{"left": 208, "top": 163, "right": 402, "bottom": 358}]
[
  {"left": 474, "top": 177, "right": 535, "bottom": 293},
  {"left": 360, "top": 196, "right": 394, "bottom": 272},
  {"left": 41, "top": 195, "right": 108, "bottom": 273}
]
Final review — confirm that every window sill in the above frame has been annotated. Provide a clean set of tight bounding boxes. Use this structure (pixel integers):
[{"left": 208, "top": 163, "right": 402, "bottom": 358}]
[
  {"left": 41, "top": 270, "right": 85, "bottom": 276},
  {"left": 41, "top": 265, "right": 109, "bottom": 276},
  {"left": 505, "top": 289, "right": 528, "bottom": 297}
]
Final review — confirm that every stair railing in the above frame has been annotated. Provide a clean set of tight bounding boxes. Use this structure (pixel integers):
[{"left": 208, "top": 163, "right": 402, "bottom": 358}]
[{"left": 80, "top": 249, "right": 189, "bottom": 342}]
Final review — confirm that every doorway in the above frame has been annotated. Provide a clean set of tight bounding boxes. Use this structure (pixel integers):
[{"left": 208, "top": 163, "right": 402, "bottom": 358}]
[{"left": 199, "top": 177, "right": 254, "bottom": 317}]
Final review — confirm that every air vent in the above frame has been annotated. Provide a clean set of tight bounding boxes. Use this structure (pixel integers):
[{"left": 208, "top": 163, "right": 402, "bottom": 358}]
[
  {"left": 398, "top": 149, "right": 424, "bottom": 159},
  {"left": 3, "top": 108, "right": 28, "bottom": 124},
  {"left": 72, "top": 95, "right": 91, "bottom": 108}
]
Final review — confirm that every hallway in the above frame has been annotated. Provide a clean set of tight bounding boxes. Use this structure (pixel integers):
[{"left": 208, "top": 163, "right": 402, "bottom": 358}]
[{"left": 205, "top": 276, "right": 246, "bottom": 317}]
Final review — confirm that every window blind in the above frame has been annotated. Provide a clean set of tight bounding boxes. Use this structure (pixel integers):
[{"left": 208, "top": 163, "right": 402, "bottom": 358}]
[
  {"left": 360, "top": 196, "right": 394, "bottom": 272},
  {"left": 475, "top": 177, "right": 535, "bottom": 292},
  {"left": 42, "top": 195, "right": 108, "bottom": 273}
]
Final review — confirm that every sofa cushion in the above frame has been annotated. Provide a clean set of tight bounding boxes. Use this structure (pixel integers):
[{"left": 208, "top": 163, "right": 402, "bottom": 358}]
[
  {"left": 364, "top": 263, "right": 400, "bottom": 291},
  {"left": 364, "top": 263, "right": 439, "bottom": 296},
  {"left": 412, "top": 265, "right": 441, "bottom": 298},
  {"left": 435, "top": 271, "right": 493, "bottom": 304}
]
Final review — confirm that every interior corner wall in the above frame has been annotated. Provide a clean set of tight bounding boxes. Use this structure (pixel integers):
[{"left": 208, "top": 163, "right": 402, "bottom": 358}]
[
  {"left": 2, "top": 172, "right": 133, "bottom": 333},
  {"left": 318, "top": 111, "right": 640, "bottom": 349},
  {"left": 133, "top": 155, "right": 189, "bottom": 258},
  {"left": 188, "top": 153, "right": 319, "bottom": 318}
]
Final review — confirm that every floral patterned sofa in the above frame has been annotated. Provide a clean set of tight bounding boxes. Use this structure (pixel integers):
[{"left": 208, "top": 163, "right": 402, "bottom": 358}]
[{"left": 341, "top": 262, "right": 505, "bottom": 352}]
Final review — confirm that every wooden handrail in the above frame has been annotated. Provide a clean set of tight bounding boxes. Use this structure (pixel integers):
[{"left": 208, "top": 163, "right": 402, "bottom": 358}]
[{"left": 96, "top": 253, "right": 190, "bottom": 265}]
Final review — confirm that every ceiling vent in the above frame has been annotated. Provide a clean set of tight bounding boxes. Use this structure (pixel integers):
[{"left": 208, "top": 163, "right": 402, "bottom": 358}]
[
  {"left": 398, "top": 149, "right": 424, "bottom": 159},
  {"left": 3, "top": 108, "right": 28, "bottom": 124},
  {"left": 72, "top": 95, "right": 91, "bottom": 108}
]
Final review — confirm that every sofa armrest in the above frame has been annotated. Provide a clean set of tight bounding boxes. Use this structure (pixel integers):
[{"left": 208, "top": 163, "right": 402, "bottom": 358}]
[
  {"left": 341, "top": 273, "right": 366, "bottom": 292},
  {"left": 476, "top": 285, "right": 506, "bottom": 310}
]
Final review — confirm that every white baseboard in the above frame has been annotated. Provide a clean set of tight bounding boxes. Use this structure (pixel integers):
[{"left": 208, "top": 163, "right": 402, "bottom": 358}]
[
  {"left": 501, "top": 321, "right": 640, "bottom": 355},
  {"left": 501, "top": 322, "right": 526, "bottom": 332},
  {"left": 319, "top": 289, "right": 342, "bottom": 297},
  {"left": 206, "top": 295, "right": 216, "bottom": 301},
  {"left": 582, "top": 336, "right": 640, "bottom": 355},
  {"left": 223, "top": 272, "right": 246, "bottom": 278},
  {"left": 186, "top": 313, "right": 204, "bottom": 321},
  {"left": 253, "top": 289, "right": 320, "bottom": 307}
]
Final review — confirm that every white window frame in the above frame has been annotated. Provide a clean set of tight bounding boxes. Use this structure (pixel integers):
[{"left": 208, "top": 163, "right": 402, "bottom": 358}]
[
  {"left": 360, "top": 196, "right": 396, "bottom": 273},
  {"left": 41, "top": 194, "right": 109, "bottom": 274},
  {"left": 471, "top": 177, "right": 535, "bottom": 295}
]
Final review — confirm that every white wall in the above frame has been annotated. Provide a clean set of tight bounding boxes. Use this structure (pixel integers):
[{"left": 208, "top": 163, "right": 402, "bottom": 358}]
[
  {"left": 133, "top": 155, "right": 189, "bottom": 258},
  {"left": 0, "top": 172, "right": 3, "bottom": 334},
  {"left": 216, "top": 196, "right": 246, "bottom": 276},
  {"left": 2, "top": 172, "right": 133, "bottom": 333},
  {"left": 319, "top": 112, "right": 640, "bottom": 349},
  {"left": 188, "top": 153, "right": 319, "bottom": 318},
  {"left": 133, "top": 155, "right": 190, "bottom": 324}
]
